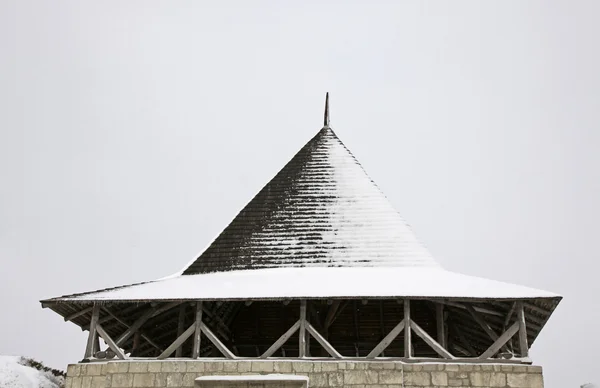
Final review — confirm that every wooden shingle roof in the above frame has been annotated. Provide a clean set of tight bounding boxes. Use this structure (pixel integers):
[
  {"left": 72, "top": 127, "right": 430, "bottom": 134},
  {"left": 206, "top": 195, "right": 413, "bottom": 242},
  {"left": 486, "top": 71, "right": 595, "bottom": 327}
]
[{"left": 182, "top": 126, "right": 438, "bottom": 275}]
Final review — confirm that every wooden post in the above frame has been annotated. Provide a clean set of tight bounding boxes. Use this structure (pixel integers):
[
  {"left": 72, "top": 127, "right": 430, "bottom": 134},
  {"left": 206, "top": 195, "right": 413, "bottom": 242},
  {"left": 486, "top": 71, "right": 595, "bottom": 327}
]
[
  {"left": 192, "top": 301, "right": 203, "bottom": 359},
  {"left": 299, "top": 300, "right": 307, "bottom": 357},
  {"left": 84, "top": 304, "right": 100, "bottom": 358},
  {"left": 516, "top": 301, "right": 529, "bottom": 357},
  {"left": 436, "top": 303, "right": 446, "bottom": 349},
  {"left": 175, "top": 305, "right": 186, "bottom": 357},
  {"left": 404, "top": 299, "right": 412, "bottom": 358}
]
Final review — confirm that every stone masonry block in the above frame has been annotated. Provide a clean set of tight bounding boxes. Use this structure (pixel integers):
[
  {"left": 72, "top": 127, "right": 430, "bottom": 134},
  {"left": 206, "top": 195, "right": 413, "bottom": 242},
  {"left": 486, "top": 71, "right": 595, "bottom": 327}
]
[
  {"left": 129, "top": 363, "right": 148, "bottom": 373},
  {"left": 320, "top": 362, "right": 338, "bottom": 372},
  {"left": 431, "top": 371, "right": 448, "bottom": 386},
  {"left": 343, "top": 370, "right": 379, "bottom": 385},
  {"left": 82, "top": 376, "right": 93, "bottom": 388},
  {"left": 86, "top": 364, "right": 104, "bottom": 376},
  {"left": 182, "top": 373, "right": 197, "bottom": 387},
  {"left": 273, "top": 362, "right": 292, "bottom": 373},
  {"left": 161, "top": 361, "right": 187, "bottom": 373},
  {"left": 448, "top": 378, "right": 463, "bottom": 387},
  {"left": 133, "top": 373, "right": 155, "bottom": 388},
  {"left": 445, "top": 365, "right": 459, "bottom": 372},
  {"left": 154, "top": 373, "right": 167, "bottom": 387},
  {"left": 147, "top": 362, "right": 162, "bottom": 373},
  {"left": 422, "top": 365, "right": 438, "bottom": 372},
  {"left": 308, "top": 373, "right": 328, "bottom": 387},
  {"left": 292, "top": 362, "right": 313, "bottom": 373},
  {"left": 490, "top": 373, "right": 507, "bottom": 387},
  {"left": 507, "top": 373, "right": 544, "bottom": 388},
  {"left": 528, "top": 366, "right": 543, "bottom": 373},
  {"left": 237, "top": 362, "right": 252, "bottom": 373},
  {"left": 404, "top": 372, "right": 431, "bottom": 386},
  {"left": 68, "top": 364, "right": 81, "bottom": 377},
  {"left": 204, "top": 362, "right": 224, "bottom": 372},
  {"left": 251, "top": 361, "right": 274, "bottom": 372},
  {"left": 328, "top": 372, "right": 344, "bottom": 387},
  {"left": 111, "top": 373, "right": 134, "bottom": 388},
  {"left": 71, "top": 376, "right": 83, "bottom": 388},
  {"left": 223, "top": 363, "right": 238, "bottom": 372},
  {"left": 378, "top": 371, "right": 404, "bottom": 385},
  {"left": 91, "top": 376, "right": 106, "bottom": 388},
  {"left": 166, "top": 373, "right": 183, "bottom": 388}
]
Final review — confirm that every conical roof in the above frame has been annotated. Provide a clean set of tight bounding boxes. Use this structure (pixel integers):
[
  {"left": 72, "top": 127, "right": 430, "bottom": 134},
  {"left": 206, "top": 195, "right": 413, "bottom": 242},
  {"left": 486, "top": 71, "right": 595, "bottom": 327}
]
[{"left": 183, "top": 126, "right": 438, "bottom": 275}]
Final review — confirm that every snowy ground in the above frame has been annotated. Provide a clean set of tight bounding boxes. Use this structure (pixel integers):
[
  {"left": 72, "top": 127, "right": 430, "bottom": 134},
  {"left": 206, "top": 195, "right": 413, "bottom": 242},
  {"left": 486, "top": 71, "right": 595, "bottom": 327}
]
[{"left": 0, "top": 356, "right": 64, "bottom": 388}]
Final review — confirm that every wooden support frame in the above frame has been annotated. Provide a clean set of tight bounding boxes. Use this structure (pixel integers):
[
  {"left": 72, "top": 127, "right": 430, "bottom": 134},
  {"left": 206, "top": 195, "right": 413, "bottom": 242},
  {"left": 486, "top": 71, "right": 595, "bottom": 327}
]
[
  {"left": 101, "top": 308, "right": 162, "bottom": 352},
  {"left": 479, "top": 321, "right": 519, "bottom": 359},
  {"left": 410, "top": 319, "right": 455, "bottom": 359},
  {"left": 466, "top": 304, "right": 510, "bottom": 353},
  {"left": 516, "top": 301, "right": 529, "bottom": 357},
  {"left": 192, "top": 301, "right": 203, "bottom": 359},
  {"left": 115, "top": 307, "right": 158, "bottom": 346},
  {"left": 199, "top": 321, "right": 236, "bottom": 359},
  {"left": 367, "top": 319, "right": 405, "bottom": 358},
  {"left": 305, "top": 322, "right": 343, "bottom": 359},
  {"left": 96, "top": 323, "right": 126, "bottom": 360},
  {"left": 261, "top": 321, "right": 300, "bottom": 358},
  {"left": 65, "top": 306, "right": 92, "bottom": 322},
  {"left": 175, "top": 305, "right": 186, "bottom": 357},
  {"left": 84, "top": 304, "right": 100, "bottom": 358},
  {"left": 404, "top": 299, "right": 412, "bottom": 358},
  {"left": 299, "top": 300, "right": 307, "bottom": 358},
  {"left": 158, "top": 323, "right": 196, "bottom": 359},
  {"left": 454, "top": 324, "right": 477, "bottom": 357}
]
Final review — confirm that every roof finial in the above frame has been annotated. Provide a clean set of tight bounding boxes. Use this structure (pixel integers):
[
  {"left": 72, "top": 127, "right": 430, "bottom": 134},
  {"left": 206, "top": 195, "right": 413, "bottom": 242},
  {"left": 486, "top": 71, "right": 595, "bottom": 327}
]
[{"left": 324, "top": 92, "right": 330, "bottom": 127}]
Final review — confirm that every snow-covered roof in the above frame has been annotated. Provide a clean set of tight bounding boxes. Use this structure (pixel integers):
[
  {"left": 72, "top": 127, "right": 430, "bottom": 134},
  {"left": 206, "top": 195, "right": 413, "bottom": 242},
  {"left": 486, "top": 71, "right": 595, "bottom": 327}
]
[
  {"left": 49, "top": 267, "right": 558, "bottom": 303},
  {"left": 42, "top": 123, "right": 560, "bottom": 303}
]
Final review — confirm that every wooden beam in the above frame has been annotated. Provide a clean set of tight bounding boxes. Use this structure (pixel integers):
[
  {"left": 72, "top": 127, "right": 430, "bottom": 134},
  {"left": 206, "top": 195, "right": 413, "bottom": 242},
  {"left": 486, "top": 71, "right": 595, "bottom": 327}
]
[
  {"left": 115, "top": 307, "right": 158, "bottom": 346},
  {"left": 479, "top": 321, "right": 519, "bottom": 359},
  {"left": 379, "top": 301, "right": 385, "bottom": 357},
  {"left": 404, "top": 299, "right": 411, "bottom": 358},
  {"left": 96, "top": 323, "right": 126, "bottom": 360},
  {"left": 200, "top": 322, "right": 236, "bottom": 359},
  {"left": 158, "top": 323, "right": 195, "bottom": 359},
  {"left": 299, "top": 300, "right": 307, "bottom": 358},
  {"left": 175, "top": 305, "right": 186, "bottom": 357},
  {"left": 65, "top": 307, "right": 92, "bottom": 322},
  {"left": 410, "top": 319, "right": 455, "bottom": 359},
  {"left": 466, "top": 304, "right": 509, "bottom": 353},
  {"left": 324, "top": 301, "right": 341, "bottom": 329},
  {"left": 436, "top": 303, "right": 446, "bottom": 348},
  {"left": 367, "top": 319, "right": 405, "bottom": 358},
  {"left": 101, "top": 308, "right": 162, "bottom": 352},
  {"left": 306, "top": 322, "right": 343, "bottom": 359},
  {"left": 440, "top": 300, "right": 504, "bottom": 317},
  {"left": 260, "top": 320, "right": 300, "bottom": 358},
  {"left": 516, "top": 301, "right": 529, "bottom": 357},
  {"left": 192, "top": 301, "right": 203, "bottom": 359},
  {"left": 84, "top": 304, "right": 100, "bottom": 358},
  {"left": 503, "top": 302, "right": 517, "bottom": 329}
]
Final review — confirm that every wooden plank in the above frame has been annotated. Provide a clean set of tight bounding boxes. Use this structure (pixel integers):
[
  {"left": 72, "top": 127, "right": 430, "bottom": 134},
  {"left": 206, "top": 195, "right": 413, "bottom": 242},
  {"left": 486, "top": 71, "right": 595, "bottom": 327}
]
[
  {"left": 306, "top": 322, "right": 343, "bottom": 359},
  {"left": 466, "top": 304, "right": 509, "bottom": 353},
  {"left": 479, "top": 321, "right": 519, "bottom": 359},
  {"left": 158, "top": 323, "right": 196, "bottom": 359},
  {"left": 516, "top": 301, "right": 529, "bottom": 357},
  {"left": 65, "top": 307, "right": 92, "bottom": 322},
  {"left": 503, "top": 302, "right": 517, "bottom": 329},
  {"left": 96, "top": 323, "right": 126, "bottom": 360},
  {"left": 115, "top": 307, "right": 157, "bottom": 346},
  {"left": 101, "top": 308, "right": 162, "bottom": 352},
  {"left": 299, "top": 300, "right": 307, "bottom": 358},
  {"left": 367, "top": 319, "right": 405, "bottom": 358},
  {"left": 410, "top": 320, "right": 455, "bottom": 359},
  {"left": 439, "top": 300, "right": 504, "bottom": 317},
  {"left": 260, "top": 320, "right": 300, "bottom": 358},
  {"left": 175, "top": 305, "right": 186, "bottom": 357},
  {"left": 84, "top": 304, "right": 100, "bottom": 358},
  {"left": 200, "top": 322, "right": 236, "bottom": 359},
  {"left": 192, "top": 301, "right": 203, "bottom": 359},
  {"left": 436, "top": 303, "right": 446, "bottom": 348},
  {"left": 404, "top": 299, "right": 411, "bottom": 358}
]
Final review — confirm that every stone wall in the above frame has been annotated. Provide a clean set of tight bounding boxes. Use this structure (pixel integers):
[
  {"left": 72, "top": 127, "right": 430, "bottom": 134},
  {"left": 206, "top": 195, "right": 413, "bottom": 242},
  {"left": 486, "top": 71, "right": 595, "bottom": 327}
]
[{"left": 65, "top": 360, "right": 544, "bottom": 388}]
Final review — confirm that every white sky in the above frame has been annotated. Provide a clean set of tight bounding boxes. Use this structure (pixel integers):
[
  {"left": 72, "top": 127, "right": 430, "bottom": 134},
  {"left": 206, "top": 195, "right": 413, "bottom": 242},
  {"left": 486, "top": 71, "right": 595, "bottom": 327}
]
[{"left": 1, "top": 1, "right": 598, "bottom": 387}]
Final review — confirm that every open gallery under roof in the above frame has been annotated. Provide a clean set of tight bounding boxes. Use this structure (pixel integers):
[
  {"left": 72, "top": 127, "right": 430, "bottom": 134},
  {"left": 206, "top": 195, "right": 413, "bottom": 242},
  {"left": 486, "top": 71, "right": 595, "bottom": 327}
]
[{"left": 41, "top": 94, "right": 561, "bottom": 363}]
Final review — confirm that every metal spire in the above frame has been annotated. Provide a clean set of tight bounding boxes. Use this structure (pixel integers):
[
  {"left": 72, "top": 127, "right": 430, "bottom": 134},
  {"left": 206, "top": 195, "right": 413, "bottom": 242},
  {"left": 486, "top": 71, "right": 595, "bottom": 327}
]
[{"left": 324, "top": 92, "right": 330, "bottom": 127}]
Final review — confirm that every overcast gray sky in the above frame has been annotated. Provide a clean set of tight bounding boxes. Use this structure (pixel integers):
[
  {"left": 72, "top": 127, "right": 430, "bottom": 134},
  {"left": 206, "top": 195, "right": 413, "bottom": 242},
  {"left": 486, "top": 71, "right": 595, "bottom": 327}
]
[{"left": 1, "top": 1, "right": 598, "bottom": 387}]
